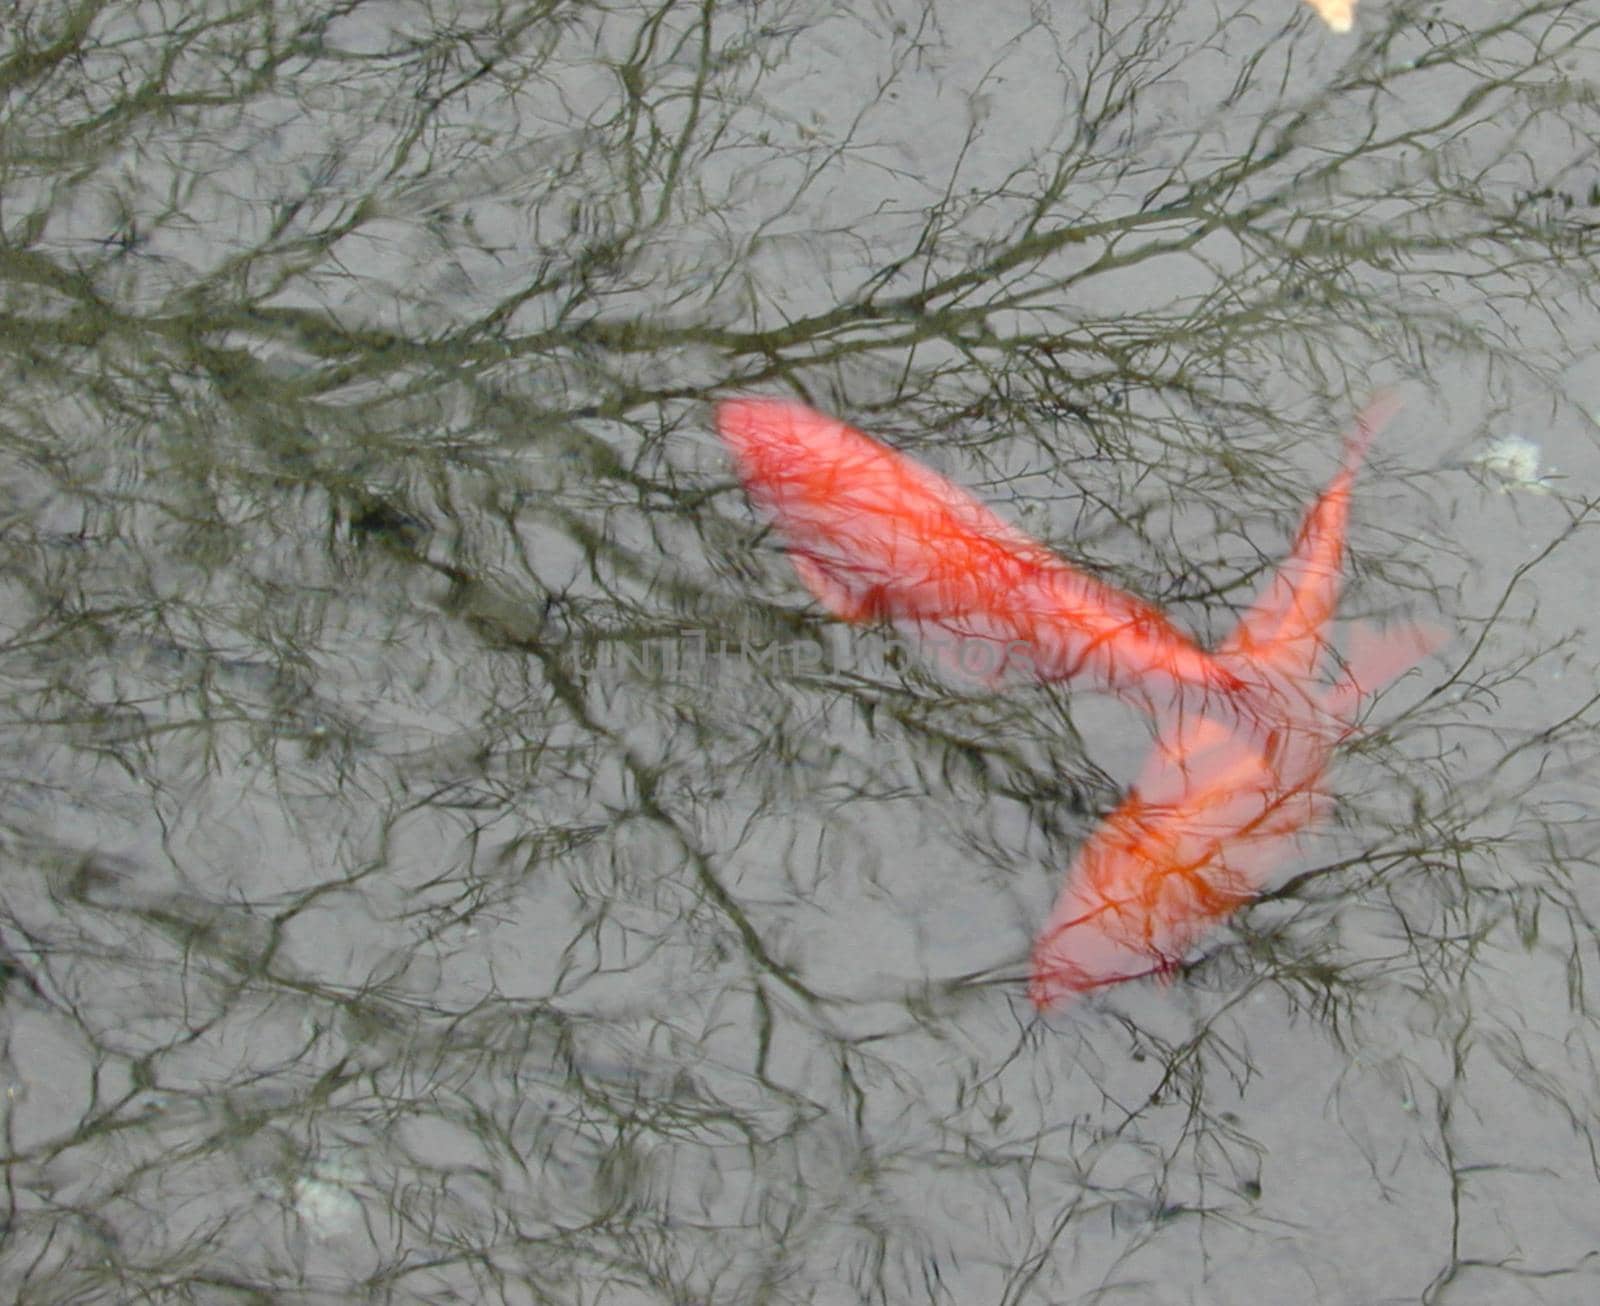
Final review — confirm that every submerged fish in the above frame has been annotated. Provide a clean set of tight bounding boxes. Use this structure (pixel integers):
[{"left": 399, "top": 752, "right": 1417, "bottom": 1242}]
[
  {"left": 1029, "top": 394, "right": 1445, "bottom": 1007},
  {"left": 715, "top": 396, "right": 1251, "bottom": 713},
  {"left": 1305, "top": 0, "right": 1358, "bottom": 33}
]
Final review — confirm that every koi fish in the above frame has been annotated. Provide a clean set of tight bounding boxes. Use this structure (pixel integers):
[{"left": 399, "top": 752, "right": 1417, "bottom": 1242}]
[
  {"left": 1029, "top": 394, "right": 1446, "bottom": 1007},
  {"left": 1304, "top": 0, "right": 1358, "bottom": 33},
  {"left": 715, "top": 396, "right": 1251, "bottom": 714}
]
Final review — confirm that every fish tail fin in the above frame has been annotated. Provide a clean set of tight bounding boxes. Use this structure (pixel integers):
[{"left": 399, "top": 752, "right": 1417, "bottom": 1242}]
[
  {"left": 1340, "top": 389, "right": 1405, "bottom": 474},
  {"left": 1326, "top": 619, "right": 1451, "bottom": 722},
  {"left": 1226, "top": 392, "right": 1405, "bottom": 675}
]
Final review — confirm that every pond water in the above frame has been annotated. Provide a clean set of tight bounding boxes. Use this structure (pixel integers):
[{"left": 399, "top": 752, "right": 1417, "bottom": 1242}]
[{"left": 3, "top": 2, "right": 1599, "bottom": 1303}]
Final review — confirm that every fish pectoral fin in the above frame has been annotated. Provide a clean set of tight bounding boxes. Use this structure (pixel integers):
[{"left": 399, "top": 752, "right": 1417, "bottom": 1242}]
[
  {"left": 788, "top": 552, "right": 884, "bottom": 622},
  {"left": 1153, "top": 953, "right": 1185, "bottom": 986},
  {"left": 1326, "top": 619, "right": 1451, "bottom": 720}
]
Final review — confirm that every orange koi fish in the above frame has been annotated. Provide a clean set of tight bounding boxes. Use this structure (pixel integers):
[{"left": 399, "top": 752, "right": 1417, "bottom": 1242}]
[
  {"left": 1029, "top": 394, "right": 1445, "bottom": 1007},
  {"left": 715, "top": 396, "right": 1250, "bottom": 713}
]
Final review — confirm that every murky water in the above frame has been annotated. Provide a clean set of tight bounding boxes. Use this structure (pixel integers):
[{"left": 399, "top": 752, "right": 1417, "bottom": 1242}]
[{"left": 3, "top": 2, "right": 1599, "bottom": 1302}]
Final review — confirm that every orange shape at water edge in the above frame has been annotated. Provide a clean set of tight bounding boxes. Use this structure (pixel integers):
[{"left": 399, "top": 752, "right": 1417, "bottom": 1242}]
[{"left": 1304, "top": 0, "right": 1357, "bottom": 32}]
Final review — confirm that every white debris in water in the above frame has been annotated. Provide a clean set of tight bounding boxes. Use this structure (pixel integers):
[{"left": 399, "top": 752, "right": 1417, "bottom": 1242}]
[
  {"left": 1472, "top": 434, "right": 1557, "bottom": 494},
  {"left": 291, "top": 1163, "right": 366, "bottom": 1240}
]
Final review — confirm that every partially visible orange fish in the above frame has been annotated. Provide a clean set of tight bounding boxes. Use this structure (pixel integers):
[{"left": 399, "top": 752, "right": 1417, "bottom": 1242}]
[
  {"left": 1029, "top": 394, "right": 1445, "bottom": 1007},
  {"left": 715, "top": 396, "right": 1250, "bottom": 714},
  {"left": 1305, "top": 0, "right": 1358, "bottom": 33}
]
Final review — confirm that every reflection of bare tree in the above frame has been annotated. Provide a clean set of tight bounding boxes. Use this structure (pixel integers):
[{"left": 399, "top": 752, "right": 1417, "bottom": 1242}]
[{"left": 2, "top": 2, "right": 1600, "bottom": 1302}]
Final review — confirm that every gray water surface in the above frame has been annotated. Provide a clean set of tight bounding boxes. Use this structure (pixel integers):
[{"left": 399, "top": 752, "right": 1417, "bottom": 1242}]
[{"left": 3, "top": 2, "right": 1600, "bottom": 1303}]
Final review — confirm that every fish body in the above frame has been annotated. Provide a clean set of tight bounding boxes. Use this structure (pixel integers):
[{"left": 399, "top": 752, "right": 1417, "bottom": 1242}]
[
  {"left": 714, "top": 396, "right": 1249, "bottom": 712},
  {"left": 1029, "top": 395, "right": 1444, "bottom": 1006}
]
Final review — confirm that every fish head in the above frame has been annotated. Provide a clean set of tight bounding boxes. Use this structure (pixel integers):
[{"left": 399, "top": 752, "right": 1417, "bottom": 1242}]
[
  {"left": 1027, "top": 800, "right": 1201, "bottom": 1009},
  {"left": 716, "top": 396, "right": 1042, "bottom": 627},
  {"left": 1028, "top": 912, "right": 1173, "bottom": 1009},
  {"left": 715, "top": 397, "right": 844, "bottom": 497},
  {"left": 1028, "top": 728, "right": 1315, "bottom": 1011}
]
